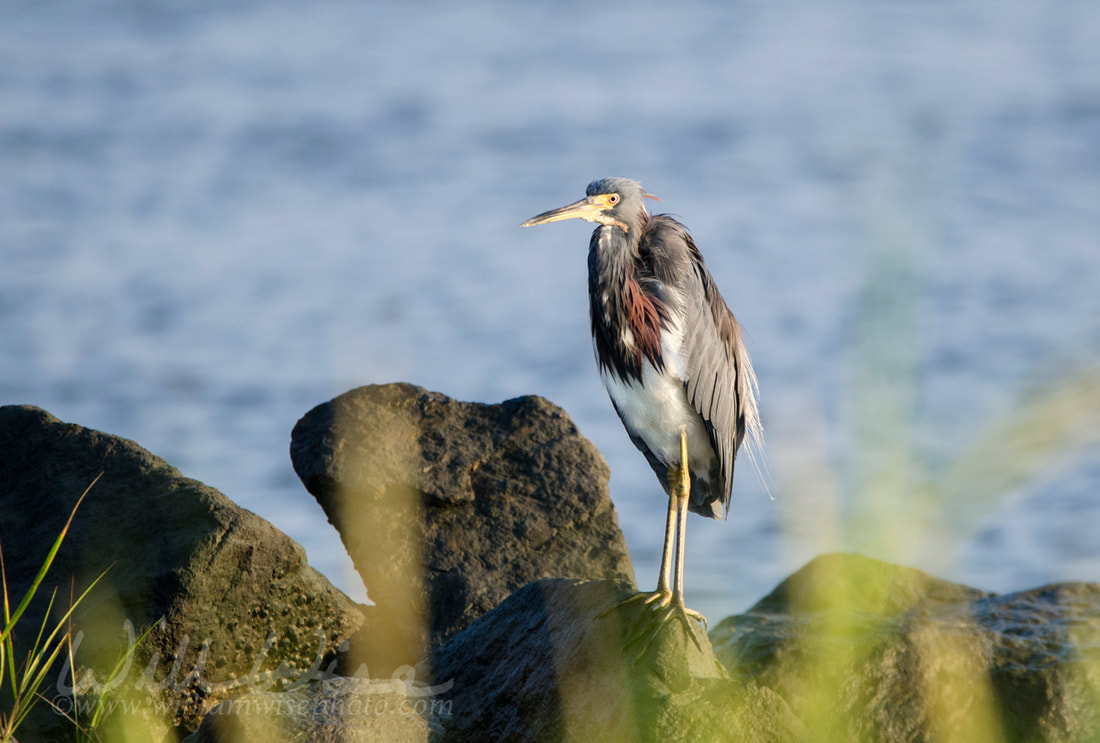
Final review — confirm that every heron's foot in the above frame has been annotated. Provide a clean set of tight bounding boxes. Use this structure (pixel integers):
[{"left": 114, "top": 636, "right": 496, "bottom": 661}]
[
  {"left": 674, "top": 602, "right": 708, "bottom": 631},
  {"left": 629, "top": 594, "right": 707, "bottom": 655},
  {"left": 600, "top": 590, "right": 707, "bottom": 657}
]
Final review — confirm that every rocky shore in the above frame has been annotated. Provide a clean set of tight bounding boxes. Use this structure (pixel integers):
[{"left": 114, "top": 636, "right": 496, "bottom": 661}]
[{"left": 1, "top": 386, "right": 1098, "bottom": 742}]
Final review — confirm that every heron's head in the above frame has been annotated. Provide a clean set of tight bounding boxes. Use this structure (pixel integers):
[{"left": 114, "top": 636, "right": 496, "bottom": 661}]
[{"left": 521, "top": 177, "right": 657, "bottom": 234}]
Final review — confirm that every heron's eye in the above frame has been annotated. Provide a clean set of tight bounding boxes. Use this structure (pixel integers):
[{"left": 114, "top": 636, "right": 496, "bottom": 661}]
[{"left": 607, "top": 194, "right": 620, "bottom": 205}]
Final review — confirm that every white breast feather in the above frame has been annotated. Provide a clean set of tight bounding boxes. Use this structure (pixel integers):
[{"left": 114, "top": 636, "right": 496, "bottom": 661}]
[{"left": 598, "top": 319, "right": 715, "bottom": 479}]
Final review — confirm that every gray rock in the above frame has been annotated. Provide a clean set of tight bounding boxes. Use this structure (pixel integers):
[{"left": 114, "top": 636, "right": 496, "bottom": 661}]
[
  {"left": 426, "top": 577, "right": 810, "bottom": 743},
  {"left": 289, "top": 384, "right": 635, "bottom": 665},
  {"left": 0, "top": 405, "right": 365, "bottom": 739},
  {"left": 711, "top": 552, "right": 1100, "bottom": 743},
  {"left": 187, "top": 676, "right": 447, "bottom": 743}
]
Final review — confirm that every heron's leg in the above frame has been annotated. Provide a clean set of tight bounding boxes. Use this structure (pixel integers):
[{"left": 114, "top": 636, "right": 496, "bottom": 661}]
[
  {"left": 603, "top": 430, "right": 705, "bottom": 654},
  {"left": 670, "top": 428, "right": 690, "bottom": 607},
  {"left": 642, "top": 453, "right": 683, "bottom": 604},
  {"left": 671, "top": 428, "right": 707, "bottom": 628},
  {"left": 654, "top": 482, "right": 677, "bottom": 596}
]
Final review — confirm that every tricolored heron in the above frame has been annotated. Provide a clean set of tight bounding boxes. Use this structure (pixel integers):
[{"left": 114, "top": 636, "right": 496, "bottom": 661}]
[{"left": 522, "top": 177, "right": 762, "bottom": 638}]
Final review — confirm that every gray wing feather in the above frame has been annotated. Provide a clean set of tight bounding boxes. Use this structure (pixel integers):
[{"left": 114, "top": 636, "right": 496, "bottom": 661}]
[
  {"left": 637, "top": 216, "right": 762, "bottom": 517},
  {"left": 678, "top": 235, "right": 758, "bottom": 517}
]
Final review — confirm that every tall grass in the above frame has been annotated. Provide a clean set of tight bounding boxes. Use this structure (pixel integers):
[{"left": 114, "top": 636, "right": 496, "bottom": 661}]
[
  {"left": 59, "top": 619, "right": 162, "bottom": 743},
  {"left": 0, "top": 474, "right": 107, "bottom": 743},
  {"left": 766, "top": 160, "right": 1100, "bottom": 742}
]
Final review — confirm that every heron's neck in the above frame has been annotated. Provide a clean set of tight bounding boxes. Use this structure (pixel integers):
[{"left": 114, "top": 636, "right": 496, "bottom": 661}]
[
  {"left": 590, "top": 226, "right": 636, "bottom": 288},
  {"left": 588, "top": 226, "right": 667, "bottom": 380}
]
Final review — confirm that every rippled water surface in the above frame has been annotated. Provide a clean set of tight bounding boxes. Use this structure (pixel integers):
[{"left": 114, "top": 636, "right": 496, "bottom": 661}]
[{"left": 3, "top": 1, "right": 1099, "bottom": 619}]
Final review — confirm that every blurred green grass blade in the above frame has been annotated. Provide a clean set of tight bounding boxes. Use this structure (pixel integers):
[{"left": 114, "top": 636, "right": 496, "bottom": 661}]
[
  {"left": 928, "top": 367, "right": 1100, "bottom": 531},
  {"left": 0, "top": 473, "right": 100, "bottom": 645}
]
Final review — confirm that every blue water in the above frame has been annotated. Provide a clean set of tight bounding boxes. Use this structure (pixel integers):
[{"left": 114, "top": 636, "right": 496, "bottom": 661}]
[{"left": 3, "top": 1, "right": 1099, "bottom": 621}]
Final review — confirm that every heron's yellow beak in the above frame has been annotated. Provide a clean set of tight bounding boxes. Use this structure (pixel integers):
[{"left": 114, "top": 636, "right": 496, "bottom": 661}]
[{"left": 521, "top": 194, "right": 617, "bottom": 228}]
